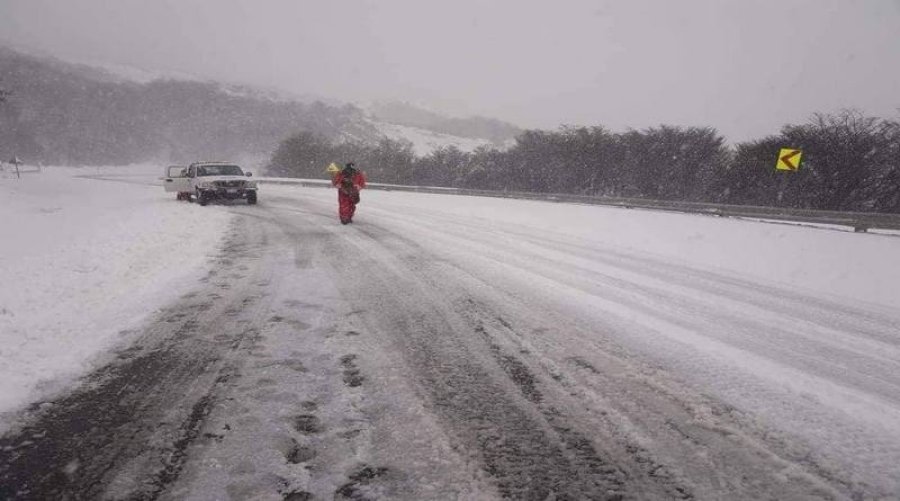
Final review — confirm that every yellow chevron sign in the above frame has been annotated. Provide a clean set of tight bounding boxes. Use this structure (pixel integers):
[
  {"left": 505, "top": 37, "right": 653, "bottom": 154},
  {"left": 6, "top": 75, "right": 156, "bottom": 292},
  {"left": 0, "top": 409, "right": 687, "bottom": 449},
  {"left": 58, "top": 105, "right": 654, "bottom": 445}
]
[{"left": 776, "top": 148, "right": 802, "bottom": 171}]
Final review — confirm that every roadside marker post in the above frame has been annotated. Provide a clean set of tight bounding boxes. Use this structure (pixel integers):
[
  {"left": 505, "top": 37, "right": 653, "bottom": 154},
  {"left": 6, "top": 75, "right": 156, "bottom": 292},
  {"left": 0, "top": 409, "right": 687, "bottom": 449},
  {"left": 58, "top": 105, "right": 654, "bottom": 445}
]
[{"left": 9, "top": 156, "right": 21, "bottom": 179}]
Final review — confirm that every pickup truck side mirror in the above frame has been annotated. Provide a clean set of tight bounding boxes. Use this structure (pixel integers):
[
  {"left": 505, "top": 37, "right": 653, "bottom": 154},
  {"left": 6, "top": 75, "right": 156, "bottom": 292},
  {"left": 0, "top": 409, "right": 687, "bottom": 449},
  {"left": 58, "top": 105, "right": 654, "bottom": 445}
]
[{"left": 245, "top": 172, "right": 253, "bottom": 177}]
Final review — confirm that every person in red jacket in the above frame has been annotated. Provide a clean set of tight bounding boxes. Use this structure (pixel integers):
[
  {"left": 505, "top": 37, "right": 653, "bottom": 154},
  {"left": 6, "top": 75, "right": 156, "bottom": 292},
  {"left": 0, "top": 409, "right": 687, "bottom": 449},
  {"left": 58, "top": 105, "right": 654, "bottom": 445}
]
[{"left": 332, "top": 162, "right": 367, "bottom": 224}]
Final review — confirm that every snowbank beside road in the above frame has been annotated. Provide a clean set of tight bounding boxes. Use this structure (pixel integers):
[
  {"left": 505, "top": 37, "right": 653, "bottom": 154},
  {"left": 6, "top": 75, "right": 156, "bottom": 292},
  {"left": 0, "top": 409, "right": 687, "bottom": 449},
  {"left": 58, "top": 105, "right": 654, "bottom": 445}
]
[{"left": 0, "top": 167, "right": 231, "bottom": 419}]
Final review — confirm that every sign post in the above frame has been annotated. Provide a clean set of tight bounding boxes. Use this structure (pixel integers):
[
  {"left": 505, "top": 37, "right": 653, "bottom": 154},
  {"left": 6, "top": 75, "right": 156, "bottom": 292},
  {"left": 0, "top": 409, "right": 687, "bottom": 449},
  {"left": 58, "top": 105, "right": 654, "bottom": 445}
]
[{"left": 9, "top": 156, "right": 21, "bottom": 179}]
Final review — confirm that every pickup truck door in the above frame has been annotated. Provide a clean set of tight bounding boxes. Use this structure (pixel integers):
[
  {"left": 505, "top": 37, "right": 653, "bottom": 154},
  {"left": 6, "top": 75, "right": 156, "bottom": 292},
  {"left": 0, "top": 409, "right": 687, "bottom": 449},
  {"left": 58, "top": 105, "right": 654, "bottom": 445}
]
[{"left": 163, "top": 165, "right": 191, "bottom": 193}]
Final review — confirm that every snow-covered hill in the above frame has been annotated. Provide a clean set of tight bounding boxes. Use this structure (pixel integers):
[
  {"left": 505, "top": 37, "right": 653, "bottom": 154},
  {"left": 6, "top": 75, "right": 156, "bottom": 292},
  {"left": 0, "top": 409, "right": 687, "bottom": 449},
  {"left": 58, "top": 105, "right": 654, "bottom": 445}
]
[
  {"left": 2, "top": 45, "right": 515, "bottom": 162},
  {"left": 43, "top": 50, "right": 513, "bottom": 154},
  {"left": 369, "top": 120, "right": 494, "bottom": 155}
]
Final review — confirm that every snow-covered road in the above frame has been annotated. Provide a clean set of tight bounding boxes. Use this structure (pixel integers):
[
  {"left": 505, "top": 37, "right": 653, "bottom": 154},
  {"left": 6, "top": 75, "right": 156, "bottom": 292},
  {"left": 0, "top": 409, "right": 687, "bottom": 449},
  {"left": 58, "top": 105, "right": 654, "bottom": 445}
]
[{"left": 2, "top": 174, "right": 900, "bottom": 500}]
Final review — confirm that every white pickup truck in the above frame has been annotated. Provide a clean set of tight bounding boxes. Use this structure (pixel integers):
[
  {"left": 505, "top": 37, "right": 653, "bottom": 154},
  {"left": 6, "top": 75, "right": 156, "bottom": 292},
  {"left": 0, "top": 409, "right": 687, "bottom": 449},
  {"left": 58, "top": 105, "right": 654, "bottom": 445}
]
[{"left": 163, "top": 161, "right": 258, "bottom": 205}]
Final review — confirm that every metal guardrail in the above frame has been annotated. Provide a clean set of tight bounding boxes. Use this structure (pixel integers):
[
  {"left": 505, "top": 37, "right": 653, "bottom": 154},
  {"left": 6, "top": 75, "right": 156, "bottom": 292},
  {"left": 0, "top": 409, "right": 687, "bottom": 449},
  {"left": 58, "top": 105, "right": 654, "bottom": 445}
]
[
  {"left": 260, "top": 178, "right": 900, "bottom": 232},
  {"left": 0, "top": 163, "right": 41, "bottom": 176}
]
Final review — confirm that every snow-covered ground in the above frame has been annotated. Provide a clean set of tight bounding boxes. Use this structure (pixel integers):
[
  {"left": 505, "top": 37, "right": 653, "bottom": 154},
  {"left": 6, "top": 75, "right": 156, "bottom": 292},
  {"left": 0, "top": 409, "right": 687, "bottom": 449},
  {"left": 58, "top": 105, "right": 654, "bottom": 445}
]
[
  {"left": 269, "top": 184, "right": 900, "bottom": 311},
  {"left": 2, "top": 175, "right": 899, "bottom": 496},
  {"left": 0, "top": 166, "right": 231, "bottom": 419},
  {"left": 262, "top": 184, "right": 900, "bottom": 494}
]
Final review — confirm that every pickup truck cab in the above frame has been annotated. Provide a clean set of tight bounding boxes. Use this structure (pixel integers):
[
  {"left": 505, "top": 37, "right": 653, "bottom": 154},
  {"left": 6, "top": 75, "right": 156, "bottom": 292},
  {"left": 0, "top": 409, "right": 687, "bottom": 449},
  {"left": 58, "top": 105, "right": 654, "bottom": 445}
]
[{"left": 163, "top": 162, "right": 258, "bottom": 205}]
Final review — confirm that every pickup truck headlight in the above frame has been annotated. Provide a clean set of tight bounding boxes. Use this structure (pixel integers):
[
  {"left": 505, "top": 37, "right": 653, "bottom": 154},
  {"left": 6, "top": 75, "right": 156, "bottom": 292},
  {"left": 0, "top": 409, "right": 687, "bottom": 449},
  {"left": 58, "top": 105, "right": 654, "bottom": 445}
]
[
  {"left": 246, "top": 181, "right": 258, "bottom": 189},
  {"left": 198, "top": 181, "right": 214, "bottom": 189}
]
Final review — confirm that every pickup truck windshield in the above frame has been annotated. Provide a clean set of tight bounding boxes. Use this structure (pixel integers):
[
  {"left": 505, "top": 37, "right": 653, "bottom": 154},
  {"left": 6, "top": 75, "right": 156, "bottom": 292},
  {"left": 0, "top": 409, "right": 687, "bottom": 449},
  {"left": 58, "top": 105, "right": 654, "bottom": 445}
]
[{"left": 196, "top": 165, "right": 243, "bottom": 176}]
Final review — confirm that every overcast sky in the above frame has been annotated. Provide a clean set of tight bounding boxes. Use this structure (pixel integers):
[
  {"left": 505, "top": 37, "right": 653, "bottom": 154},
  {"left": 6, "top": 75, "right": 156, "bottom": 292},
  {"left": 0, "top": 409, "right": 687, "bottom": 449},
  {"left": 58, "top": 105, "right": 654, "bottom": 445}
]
[{"left": 1, "top": 0, "right": 898, "bottom": 141}]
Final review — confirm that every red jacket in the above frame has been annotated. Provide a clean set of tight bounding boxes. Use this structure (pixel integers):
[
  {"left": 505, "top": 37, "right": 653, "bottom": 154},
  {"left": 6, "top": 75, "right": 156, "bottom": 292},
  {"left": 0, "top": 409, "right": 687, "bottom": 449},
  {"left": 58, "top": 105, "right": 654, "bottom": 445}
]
[{"left": 333, "top": 170, "right": 367, "bottom": 194}]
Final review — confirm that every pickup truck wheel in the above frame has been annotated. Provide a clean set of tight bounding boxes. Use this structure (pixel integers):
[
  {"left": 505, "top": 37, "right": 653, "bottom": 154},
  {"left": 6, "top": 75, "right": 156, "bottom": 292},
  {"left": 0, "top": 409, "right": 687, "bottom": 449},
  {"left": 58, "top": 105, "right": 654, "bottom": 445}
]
[
  {"left": 197, "top": 189, "right": 208, "bottom": 206},
  {"left": 247, "top": 192, "right": 257, "bottom": 205}
]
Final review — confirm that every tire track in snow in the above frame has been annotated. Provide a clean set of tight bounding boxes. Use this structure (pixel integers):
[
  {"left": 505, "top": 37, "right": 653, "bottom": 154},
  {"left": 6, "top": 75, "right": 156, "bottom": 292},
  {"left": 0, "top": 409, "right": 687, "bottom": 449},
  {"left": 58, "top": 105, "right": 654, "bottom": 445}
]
[
  {"left": 330, "top": 221, "right": 695, "bottom": 499},
  {"left": 0, "top": 217, "right": 277, "bottom": 500},
  {"left": 359, "top": 198, "right": 899, "bottom": 498}
]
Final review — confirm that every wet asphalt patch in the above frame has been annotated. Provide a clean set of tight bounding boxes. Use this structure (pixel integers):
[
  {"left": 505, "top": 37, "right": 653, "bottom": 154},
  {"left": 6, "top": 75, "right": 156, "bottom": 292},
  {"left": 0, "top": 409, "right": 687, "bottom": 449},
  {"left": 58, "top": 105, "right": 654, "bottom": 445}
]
[
  {"left": 292, "top": 414, "right": 323, "bottom": 435},
  {"left": 340, "top": 354, "right": 365, "bottom": 387},
  {"left": 335, "top": 465, "right": 391, "bottom": 501},
  {"left": 286, "top": 442, "right": 317, "bottom": 465},
  {"left": 282, "top": 490, "right": 313, "bottom": 501}
]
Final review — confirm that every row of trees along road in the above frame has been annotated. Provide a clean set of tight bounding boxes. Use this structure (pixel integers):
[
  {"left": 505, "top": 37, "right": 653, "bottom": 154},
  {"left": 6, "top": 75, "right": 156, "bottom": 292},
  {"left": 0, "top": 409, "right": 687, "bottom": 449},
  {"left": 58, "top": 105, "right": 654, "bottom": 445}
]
[{"left": 272, "top": 109, "right": 899, "bottom": 213}]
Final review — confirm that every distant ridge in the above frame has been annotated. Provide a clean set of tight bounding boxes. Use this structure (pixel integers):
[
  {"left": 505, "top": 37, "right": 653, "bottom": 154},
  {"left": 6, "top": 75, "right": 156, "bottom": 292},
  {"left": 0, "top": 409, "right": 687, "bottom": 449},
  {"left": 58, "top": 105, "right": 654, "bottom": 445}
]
[
  {"left": 368, "top": 101, "right": 520, "bottom": 144},
  {"left": 0, "top": 45, "right": 516, "bottom": 165}
]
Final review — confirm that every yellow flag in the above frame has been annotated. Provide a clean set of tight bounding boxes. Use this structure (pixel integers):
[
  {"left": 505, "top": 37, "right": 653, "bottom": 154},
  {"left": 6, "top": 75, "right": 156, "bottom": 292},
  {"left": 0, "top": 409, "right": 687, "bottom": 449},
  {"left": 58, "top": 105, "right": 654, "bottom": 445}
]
[{"left": 326, "top": 162, "right": 341, "bottom": 174}]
